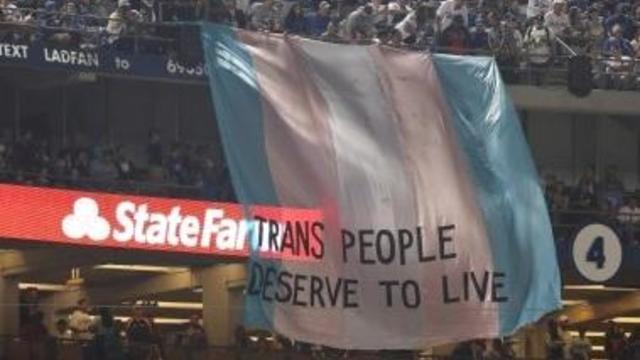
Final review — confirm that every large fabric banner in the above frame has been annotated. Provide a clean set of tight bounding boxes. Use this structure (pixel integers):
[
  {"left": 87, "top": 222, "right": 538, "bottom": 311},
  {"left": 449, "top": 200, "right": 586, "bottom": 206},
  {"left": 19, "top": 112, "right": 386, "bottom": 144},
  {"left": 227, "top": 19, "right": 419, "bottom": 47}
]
[{"left": 201, "top": 23, "right": 561, "bottom": 349}]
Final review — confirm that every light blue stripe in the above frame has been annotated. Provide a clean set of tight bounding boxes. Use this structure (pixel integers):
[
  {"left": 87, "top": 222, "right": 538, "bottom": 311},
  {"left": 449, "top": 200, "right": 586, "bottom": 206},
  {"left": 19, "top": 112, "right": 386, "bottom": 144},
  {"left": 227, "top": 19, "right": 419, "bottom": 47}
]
[
  {"left": 201, "top": 23, "right": 279, "bottom": 330},
  {"left": 433, "top": 54, "right": 561, "bottom": 334}
]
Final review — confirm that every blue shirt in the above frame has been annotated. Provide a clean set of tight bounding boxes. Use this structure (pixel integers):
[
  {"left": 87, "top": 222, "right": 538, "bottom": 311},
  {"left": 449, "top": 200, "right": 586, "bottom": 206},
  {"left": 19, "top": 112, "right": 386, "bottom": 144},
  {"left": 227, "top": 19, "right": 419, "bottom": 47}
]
[
  {"left": 305, "top": 13, "right": 331, "bottom": 37},
  {"left": 604, "top": 14, "right": 634, "bottom": 39},
  {"left": 285, "top": 14, "right": 307, "bottom": 34},
  {"left": 601, "top": 37, "right": 634, "bottom": 56}
]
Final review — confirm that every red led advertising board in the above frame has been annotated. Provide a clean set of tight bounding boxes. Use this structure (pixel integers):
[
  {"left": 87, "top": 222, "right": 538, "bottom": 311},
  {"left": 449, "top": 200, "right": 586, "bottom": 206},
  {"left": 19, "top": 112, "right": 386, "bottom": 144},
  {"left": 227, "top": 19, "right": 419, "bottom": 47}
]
[{"left": 0, "top": 184, "right": 321, "bottom": 259}]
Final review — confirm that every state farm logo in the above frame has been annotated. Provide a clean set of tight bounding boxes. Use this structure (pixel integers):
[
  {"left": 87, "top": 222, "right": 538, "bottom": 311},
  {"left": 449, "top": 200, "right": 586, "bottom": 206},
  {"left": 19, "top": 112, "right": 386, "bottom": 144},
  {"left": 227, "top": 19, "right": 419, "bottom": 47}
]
[
  {"left": 60, "top": 196, "right": 252, "bottom": 251},
  {"left": 62, "top": 198, "right": 111, "bottom": 240},
  {"left": 59, "top": 196, "right": 321, "bottom": 259}
]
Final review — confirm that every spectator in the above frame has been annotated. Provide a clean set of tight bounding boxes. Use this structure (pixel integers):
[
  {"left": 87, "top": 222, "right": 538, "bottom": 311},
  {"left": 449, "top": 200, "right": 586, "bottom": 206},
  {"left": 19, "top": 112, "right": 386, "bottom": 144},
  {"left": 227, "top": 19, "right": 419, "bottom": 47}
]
[
  {"left": 601, "top": 28, "right": 635, "bottom": 89},
  {"left": 215, "top": 0, "right": 247, "bottom": 28},
  {"left": 545, "top": 318, "right": 571, "bottom": 360},
  {"left": 439, "top": 14, "right": 471, "bottom": 54},
  {"left": 605, "top": 321, "right": 627, "bottom": 360},
  {"left": 248, "top": 0, "right": 281, "bottom": 31},
  {"left": 573, "top": 166, "right": 597, "bottom": 211},
  {"left": 284, "top": 3, "right": 307, "bottom": 34},
  {"left": 126, "top": 306, "right": 156, "bottom": 359},
  {"left": 69, "top": 298, "right": 94, "bottom": 340},
  {"left": 234, "top": 325, "right": 248, "bottom": 356},
  {"left": 490, "top": 15, "right": 523, "bottom": 82},
  {"left": 628, "top": 326, "right": 640, "bottom": 360},
  {"left": 452, "top": 340, "right": 485, "bottom": 360},
  {"left": 115, "top": 153, "right": 135, "bottom": 181},
  {"left": 343, "top": 4, "right": 376, "bottom": 42},
  {"left": 90, "top": 148, "right": 118, "bottom": 181},
  {"left": 585, "top": 8, "right": 605, "bottom": 53},
  {"left": 527, "top": 0, "right": 551, "bottom": 19},
  {"left": 138, "top": 0, "right": 156, "bottom": 23},
  {"left": 0, "top": 0, "right": 21, "bottom": 23},
  {"left": 599, "top": 165, "right": 625, "bottom": 208},
  {"left": 604, "top": 3, "right": 634, "bottom": 40},
  {"left": 470, "top": 18, "right": 490, "bottom": 51},
  {"left": 630, "top": 28, "right": 640, "bottom": 56},
  {"left": 321, "top": 16, "right": 343, "bottom": 41},
  {"left": 182, "top": 315, "right": 207, "bottom": 360},
  {"left": 570, "top": 328, "right": 592, "bottom": 360},
  {"left": 617, "top": 196, "right": 640, "bottom": 224},
  {"left": 524, "top": 14, "right": 554, "bottom": 84},
  {"left": 147, "top": 131, "right": 162, "bottom": 167},
  {"left": 387, "top": 0, "right": 412, "bottom": 25},
  {"left": 544, "top": 0, "right": 569, "bottom": 37},
  {"left": 93, "top": 307, "right": 125, "bottom": 360},
  {"left": 55, "top": 318, "right": 72, "bottom": 339},
  {"left": 483, "top": 339, "right": 508, "bottom": 360},
  {"left": 566, "top": 5, "right": 589, "bottom": 49},
  {"left": 603, "top": 24, "right": 635, "bottom": 56},
  {"left": 617, "top": 195, "right": 640, "bottom": 244},
  {"left": 305, "top": 1, "right": 331, "bottom": 37},
  {"left": 106, "top": 0, "right": 141, "bottom": 47},
  {"left": 436, "top": 0, "right": 468, "bottom": 32},
  {"left": 20, "top": 310, "right": 48, "bottom": 342},
  {"left": 395, "top": 2, "right": 436, "bottom": 46}
]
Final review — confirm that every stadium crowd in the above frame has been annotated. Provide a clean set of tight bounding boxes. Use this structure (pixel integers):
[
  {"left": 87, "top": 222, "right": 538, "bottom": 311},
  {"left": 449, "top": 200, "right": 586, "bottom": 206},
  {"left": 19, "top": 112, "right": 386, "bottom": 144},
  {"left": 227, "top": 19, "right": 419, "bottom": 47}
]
[
  {"left": 0, "top": 130, "right": 233, "bottom": 200},
  {"left": 544, "top": 164, "right": 640, "bottom": 244},
  {"left": 0, "top": 0, "right": 638, "bottom": 87}
]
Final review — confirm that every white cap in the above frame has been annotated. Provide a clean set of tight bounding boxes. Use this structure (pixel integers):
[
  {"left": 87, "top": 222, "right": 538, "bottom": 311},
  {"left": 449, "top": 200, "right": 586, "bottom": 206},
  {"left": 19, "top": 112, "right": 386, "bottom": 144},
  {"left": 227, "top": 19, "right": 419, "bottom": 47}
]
[
  {"left": 118, "top": 0, "right": 131, "bottom": 7},
  {"left": 553, "top": 0, "right": 565, "bottom": 4}
]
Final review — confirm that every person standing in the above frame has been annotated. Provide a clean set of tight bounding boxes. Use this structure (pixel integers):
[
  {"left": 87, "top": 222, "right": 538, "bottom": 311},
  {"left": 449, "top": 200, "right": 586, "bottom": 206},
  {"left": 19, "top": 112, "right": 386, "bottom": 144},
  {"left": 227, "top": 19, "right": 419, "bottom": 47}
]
[
  {"left": 605, "top": 321, "right": 627, "bottom": 360},
  {"left": 546, "top": 318, "right": 572, "bottom": 360},
  {"left": 570, "top": 329, "right": 592, "bottom": 360},
  {"left": 69, "top": 298, "right": 94, "bottom": 341},
  {"left": 436, "top": 0, "right": 468, "bottom": 32},
  {"left": 183, "top": 315, "right": 207, "bottom": 360},
  {"left": 126, "top": 306, "right": 155, "bottom": 359},
  {"left": 527, "top": 0, "right": 551, "bottom": 19},
  {"left": 94, "top": 307, "right": 125, "bottom": 360},
  {"left": 544, "top": 0, "right": 569, "bottom": 37}
]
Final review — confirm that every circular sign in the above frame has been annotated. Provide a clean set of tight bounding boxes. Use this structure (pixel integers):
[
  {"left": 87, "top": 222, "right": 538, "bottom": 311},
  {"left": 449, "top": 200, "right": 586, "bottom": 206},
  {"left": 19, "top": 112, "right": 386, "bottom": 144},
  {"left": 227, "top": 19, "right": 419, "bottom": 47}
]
[{"left": 572, "top": 223, "right": 622, "bottom": 282}]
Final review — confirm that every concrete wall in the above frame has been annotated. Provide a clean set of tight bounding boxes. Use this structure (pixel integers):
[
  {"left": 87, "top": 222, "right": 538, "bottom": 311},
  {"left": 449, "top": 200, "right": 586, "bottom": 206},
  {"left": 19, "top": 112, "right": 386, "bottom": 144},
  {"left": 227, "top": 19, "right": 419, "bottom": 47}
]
[{"left": 524, "top": 112, "right": 640, "bottom": 189}]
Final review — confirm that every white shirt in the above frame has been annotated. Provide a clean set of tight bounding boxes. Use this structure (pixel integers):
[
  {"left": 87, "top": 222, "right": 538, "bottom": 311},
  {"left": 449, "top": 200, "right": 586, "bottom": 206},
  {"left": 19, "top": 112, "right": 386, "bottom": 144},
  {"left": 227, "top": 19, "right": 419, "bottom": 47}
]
[
  {"left": 544, "top": 10, "right": 569, "bottom": 36},
  {"left": 68, "top": 310, "right": 94, "bottom": 340},
  {"left": 436, "top": 0, "right": 468, "bottom": 31},
  {"left": 395, "top": 11, "right": 417, "bottom": 39},
  {"left": 0, "top": 3, "right": 21, "bottom": 22},
  {"left": 387, "top": 1, "right": 412, "bottom": 21},
  {"left": 106, "top": 10, "right": 126, "bottom": 39},
  {"left": 632, "top": 38, "right": 640, "bottom": 55},
  {"left": 527, "top": 0, "right": 551, "bottom": 19},
  {"left": 525, "top": 25, "right": 552, "bottom": 64}
]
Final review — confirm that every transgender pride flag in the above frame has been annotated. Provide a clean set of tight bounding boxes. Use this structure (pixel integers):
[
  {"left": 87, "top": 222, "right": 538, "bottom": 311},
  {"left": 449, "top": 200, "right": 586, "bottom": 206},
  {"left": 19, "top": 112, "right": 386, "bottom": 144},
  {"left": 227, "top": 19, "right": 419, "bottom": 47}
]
[{"left": 201, "top": 23, "right": 561, "bottom": 350}]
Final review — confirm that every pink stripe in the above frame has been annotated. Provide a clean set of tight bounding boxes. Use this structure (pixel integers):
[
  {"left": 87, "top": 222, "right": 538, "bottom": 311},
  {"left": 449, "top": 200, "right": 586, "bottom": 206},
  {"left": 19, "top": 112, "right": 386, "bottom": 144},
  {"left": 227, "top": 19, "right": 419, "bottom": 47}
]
[
  {"left": 236, "top": 31, "right": 347, "bottom": 338},
  {"left": 369, "top": 46, "right": 499, "bottom": 341}
]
